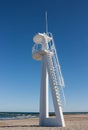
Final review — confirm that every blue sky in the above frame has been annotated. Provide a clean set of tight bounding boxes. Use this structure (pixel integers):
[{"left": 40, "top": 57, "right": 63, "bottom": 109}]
[{"left": 0, "top": 0, "right": 88, "bottom": 112}]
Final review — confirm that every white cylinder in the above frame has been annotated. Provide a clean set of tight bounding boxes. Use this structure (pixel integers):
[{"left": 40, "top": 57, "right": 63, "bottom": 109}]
[{"left": 39, "top": 55, "right": 49, "bottom": 125}]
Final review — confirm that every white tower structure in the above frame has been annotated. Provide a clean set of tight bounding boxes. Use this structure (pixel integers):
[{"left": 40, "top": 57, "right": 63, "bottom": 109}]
[{"left": 32, "top": 14, "right": 65, "bottom": 127}]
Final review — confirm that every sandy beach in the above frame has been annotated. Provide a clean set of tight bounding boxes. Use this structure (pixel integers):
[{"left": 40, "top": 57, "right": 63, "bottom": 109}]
[{"left": 0, "top": 114, "right": 88, "bottom": 130}]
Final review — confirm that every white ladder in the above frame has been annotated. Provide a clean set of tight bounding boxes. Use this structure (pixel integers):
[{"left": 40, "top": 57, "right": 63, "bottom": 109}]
[{"left": 46, "top": 52, "right": 62, "bottom": 106}]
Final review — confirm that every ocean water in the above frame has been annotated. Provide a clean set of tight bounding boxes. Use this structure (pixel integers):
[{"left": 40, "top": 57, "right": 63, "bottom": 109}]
[
  {"left": 0, "top": 112, "right": 88, "bottom": 120},
  {"left": 0, "top": 112, "right": 39, "bottom": 120}
]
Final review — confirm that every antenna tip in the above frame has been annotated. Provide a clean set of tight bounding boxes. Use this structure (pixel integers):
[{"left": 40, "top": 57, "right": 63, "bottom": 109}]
[{"left": 45, "top": 11, "right": 48, "bottom": 34}]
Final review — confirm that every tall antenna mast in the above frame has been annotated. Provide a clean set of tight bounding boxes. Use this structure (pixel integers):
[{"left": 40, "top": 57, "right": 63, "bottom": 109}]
[{"left": 45, "top": 11, "right": 48, "bottom": 34}]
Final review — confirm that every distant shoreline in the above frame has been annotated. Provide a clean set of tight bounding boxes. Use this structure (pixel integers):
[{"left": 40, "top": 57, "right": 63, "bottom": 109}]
[{"left": 0, "top": 112, "right": 88, "bottom": 120}]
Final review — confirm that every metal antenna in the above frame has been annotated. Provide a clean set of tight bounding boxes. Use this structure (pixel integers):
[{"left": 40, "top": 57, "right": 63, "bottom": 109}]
[{"left": 45, "top": 11, "right": 48, "bottom": 34}]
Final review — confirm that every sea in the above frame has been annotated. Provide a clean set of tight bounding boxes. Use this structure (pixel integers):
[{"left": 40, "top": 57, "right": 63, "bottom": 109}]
[{"left": 0, "top": 112, "right": 88, "bottom": 120}]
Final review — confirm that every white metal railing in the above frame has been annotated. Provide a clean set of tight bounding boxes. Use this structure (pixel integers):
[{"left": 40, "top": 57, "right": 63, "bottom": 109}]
[
  {"left": 32, "top": 44, "right": 42, "bottom": 54},
  {"left": 46, "top": 33, "right": 66, "bottom": 105},
  {"left": 48, "top": 33, "right": 65, "bottom": 87}
]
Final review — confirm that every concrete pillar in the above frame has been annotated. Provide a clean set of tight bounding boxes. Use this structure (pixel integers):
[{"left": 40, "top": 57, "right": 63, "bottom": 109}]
[{"left": 39, "top": 55, "right": 49, "bottom": 125}]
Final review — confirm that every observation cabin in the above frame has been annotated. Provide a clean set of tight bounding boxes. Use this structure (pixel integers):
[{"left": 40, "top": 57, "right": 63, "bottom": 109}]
[{"left": 32, "top": 33, "right": 53, "bottom": 60}]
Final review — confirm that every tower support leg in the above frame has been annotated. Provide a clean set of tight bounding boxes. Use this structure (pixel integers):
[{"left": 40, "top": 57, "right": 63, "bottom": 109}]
[
  {"left": 39, "top": 55, "right": 48, "bottom": 125},
  {"left": 39, "top": 55, "right": 65, "bottom": 127}
]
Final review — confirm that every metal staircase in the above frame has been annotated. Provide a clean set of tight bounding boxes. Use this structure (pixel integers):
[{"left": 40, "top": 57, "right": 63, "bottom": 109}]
[
  {"left": 46, "top": 33, "right": 65, "bottom": 106},
  {"left": 46, "top": 52, "right": 61, "bottom": 106}
]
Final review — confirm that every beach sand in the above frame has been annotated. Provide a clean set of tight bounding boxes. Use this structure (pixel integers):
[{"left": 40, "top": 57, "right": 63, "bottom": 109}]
[{"left": 0, "top": 114, "right": 88, "bottom": 130}]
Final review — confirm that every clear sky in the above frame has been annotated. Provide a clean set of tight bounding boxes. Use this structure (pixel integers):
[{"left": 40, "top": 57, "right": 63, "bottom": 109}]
[{"left": 0, "top": 0, "right": 88, "bottom": 112}]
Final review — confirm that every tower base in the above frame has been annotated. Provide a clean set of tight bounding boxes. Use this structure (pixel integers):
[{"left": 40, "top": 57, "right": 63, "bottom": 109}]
[{"left": 39, "top": 117, "right": 65, "bottom": 127}]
